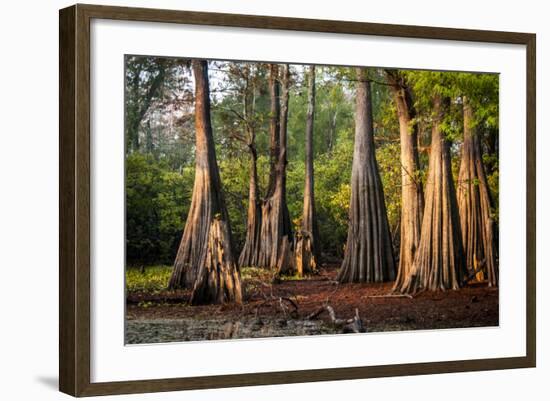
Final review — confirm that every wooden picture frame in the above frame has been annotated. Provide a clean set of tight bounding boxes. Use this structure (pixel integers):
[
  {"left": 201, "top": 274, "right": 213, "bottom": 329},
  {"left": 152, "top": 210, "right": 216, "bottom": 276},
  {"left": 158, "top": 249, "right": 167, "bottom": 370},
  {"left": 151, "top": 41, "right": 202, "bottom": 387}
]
[{"left": 59, "top": 3, "right": 536, "bottom": 397}]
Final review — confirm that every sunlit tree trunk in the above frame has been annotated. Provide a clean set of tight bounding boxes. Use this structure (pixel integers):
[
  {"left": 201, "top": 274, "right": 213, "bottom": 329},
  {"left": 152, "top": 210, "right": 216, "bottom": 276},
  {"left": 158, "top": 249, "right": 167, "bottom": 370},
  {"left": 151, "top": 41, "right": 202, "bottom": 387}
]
[
  {"left": 397, "top": 95, "right": 466, "bottom": 294},
  {"left": 296, "top": 65, "right": 319, "bottom": 276},
  {"left": 457, "top": 97, "right": 498, "bottom": 286},
  {"left": 258, "top": 64, "right": 293, "bottom": 272},
  {"left": 338, "top": 68, "right": 396, "bottom": 283},
  {"left": 168, "top": 60, "right": 242, "bottom": 305},
  {"left": 385, "top": 70, "right": 424, "bottom": 291}
]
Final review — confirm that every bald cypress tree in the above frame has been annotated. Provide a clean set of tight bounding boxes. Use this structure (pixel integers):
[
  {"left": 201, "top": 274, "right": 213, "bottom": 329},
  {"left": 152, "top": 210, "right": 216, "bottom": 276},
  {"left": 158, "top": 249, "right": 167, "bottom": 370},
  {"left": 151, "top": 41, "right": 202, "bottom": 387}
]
[
  {"left": 385, "top": 70, "right": 424, "bottom": 292},
  {"left": 338, "top": 68, "right": 396, "bottom": 283},
  {"left": 168, "top": 60, "right": 242, "bottom": 305},
  {"left": 296, "top": 65, "right": 319, "bottom": 276},
  {"left": 397, "top": 95, "right": 466, "bottom": 294},
  {"left": 238, "top": 66, "right": 262, "bottom": 268},
  {"left": 457, "top": 97, "right": 498, "bottom": 286},
  {"left": 258, "top": 64, "right": 293, "bottom": 272}
]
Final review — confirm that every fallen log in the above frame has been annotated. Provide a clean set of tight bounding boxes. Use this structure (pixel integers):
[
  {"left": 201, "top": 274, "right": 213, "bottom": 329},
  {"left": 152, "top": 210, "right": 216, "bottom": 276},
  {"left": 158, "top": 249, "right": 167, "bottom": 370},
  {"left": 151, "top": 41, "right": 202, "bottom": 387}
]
[
  {"left": 306, "top": 305, "right": 366, "bottom": 333},
  {"left": 254, "top": 295, "right": 298, "bottom": 319},
  {"left": 344, "top": 308, "right": 365, "bottom": 334},
  {"left": 305, "top": 306, "right": 326, "bottom": 320}
]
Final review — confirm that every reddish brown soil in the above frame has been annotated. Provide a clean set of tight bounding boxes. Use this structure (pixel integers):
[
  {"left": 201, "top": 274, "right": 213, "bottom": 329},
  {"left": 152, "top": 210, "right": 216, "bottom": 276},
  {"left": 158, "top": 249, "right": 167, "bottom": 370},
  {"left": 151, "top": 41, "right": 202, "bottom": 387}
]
[{"left": 127, "top": 265, "right": 498, "bottom": 333}]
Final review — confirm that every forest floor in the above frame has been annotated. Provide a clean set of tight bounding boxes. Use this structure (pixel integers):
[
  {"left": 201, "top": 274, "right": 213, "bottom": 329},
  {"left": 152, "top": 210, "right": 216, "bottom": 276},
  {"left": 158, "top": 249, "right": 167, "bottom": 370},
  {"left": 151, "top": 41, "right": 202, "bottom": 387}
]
[{"left": 125, "top": 264, "right": 498, "bottom": 344}]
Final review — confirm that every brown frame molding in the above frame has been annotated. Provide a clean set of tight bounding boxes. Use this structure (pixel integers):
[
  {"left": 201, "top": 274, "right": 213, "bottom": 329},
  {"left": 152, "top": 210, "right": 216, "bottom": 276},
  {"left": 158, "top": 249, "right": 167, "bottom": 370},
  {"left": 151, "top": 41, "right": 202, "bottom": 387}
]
[{"left": 59, "top": 3, "right": 536, "bottom": 397}]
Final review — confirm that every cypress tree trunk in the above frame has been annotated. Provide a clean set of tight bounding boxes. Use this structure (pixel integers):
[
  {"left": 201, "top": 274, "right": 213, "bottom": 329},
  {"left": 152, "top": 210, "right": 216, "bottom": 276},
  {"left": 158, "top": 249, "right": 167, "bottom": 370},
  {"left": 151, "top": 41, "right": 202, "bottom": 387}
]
[
  {"left": 238, "top": 145, "right": 262, "bottom": 267},
  {"left": 397, "top": 95, "right": 466, "bottom": 294},
  {"left": 238, "top": 73, "right": 262, "bottom": 267},
  {"left": 266, "top": 64, "right": 281, "bottom": 198},
  {"left": 278, "top": 64, "right": 293, "bottom": 242},
  {"left": 385, "top": 70, "right": 424, "bottom": 292},
  {"left": 258, "top": 64, "right": 293, "bottom": 271},
  {"left": 338, "top": 68, "right": 396, "bottom": 283},
  {"left": 457, "top": 97, "right": 498, "bottom": 286},
  {"left": 296, "top": 65, "right": 319, "bottom": 276},
  {"left": 168, "top": 60, "right": 242, "bottom": 305}
]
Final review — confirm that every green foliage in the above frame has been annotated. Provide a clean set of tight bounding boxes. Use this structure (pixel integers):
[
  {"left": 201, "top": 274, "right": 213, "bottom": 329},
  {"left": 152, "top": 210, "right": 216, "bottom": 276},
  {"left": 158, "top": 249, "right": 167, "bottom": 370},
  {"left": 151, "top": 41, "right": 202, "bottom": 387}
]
[
  {"left": 484, "top": 152, "right": 500, "bottom": 222},
  {"left": 314, "top": 135, "right": 354, "bottom": 256},
  {"left": 126, "top": 265, "right": 172, "bottom": 293},
  {"left": 407, "top": 71, "right": 499, "bottom": 137},
  {"left": 286, "top": 159, "right": 306, "bottom": 230},
  {"left": 126, "top": 154, "right": 193, "bottom": 265},
  {"left": 376, "top": 142, "right": 402, "bottom": 230},
  {"left": 217, "top": 154, "right": 252, "bottom": 247},
  {"left": 287, "top": 66, "right": 354, "bottom": 158}
]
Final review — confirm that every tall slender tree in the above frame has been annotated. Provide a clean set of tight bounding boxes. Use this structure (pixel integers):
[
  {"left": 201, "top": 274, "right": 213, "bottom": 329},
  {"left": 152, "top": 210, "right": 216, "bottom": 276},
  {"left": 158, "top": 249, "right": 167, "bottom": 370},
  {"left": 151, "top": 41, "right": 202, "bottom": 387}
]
[
  {"left": 279, "top": 64, "right": 293, "bottom": 244},
  {"left": 258, "top": 64, "right": 293, "bottom": 271},
  {"left": 238, "top": 65, "right": 262, "bottom": 268},
  {"left": 338, "top": 68, "right": 396, "bottom": 283},
  {"left": 266, "top": 64, "right": 281, "bottom": 198},
  {"left": 397, "top": 94, "right": 466, "bottom": 294},
  {"left": 296, "top": 65, "right": 319, "bottom": 276},
  {"left": 457, "top": 96, "right": 498, "bottom": 286},
  {"left": 168, "top": 60, "right": 242, "bottom": 305},
  {"left": 385, "top": 70, "right": 424, "bottom": 291}
]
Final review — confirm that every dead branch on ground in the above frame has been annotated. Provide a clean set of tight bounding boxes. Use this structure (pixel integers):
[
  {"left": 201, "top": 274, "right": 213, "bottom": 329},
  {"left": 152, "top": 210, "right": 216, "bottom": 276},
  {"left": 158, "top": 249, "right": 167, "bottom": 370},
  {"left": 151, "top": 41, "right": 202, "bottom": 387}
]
[
  {"left": 306, "top": 306, "right": 366, "bottom": 333},
  {"left": 368, "top": 294, "right": 413, "bottom": 299}
]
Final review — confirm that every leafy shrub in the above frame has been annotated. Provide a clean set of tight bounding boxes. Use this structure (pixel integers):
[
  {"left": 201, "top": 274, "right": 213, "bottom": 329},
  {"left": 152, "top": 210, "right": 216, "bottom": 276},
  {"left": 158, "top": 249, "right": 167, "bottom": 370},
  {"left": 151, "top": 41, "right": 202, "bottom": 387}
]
[{"left": 126, "top": 154, "right": 193, "bottom": 265}]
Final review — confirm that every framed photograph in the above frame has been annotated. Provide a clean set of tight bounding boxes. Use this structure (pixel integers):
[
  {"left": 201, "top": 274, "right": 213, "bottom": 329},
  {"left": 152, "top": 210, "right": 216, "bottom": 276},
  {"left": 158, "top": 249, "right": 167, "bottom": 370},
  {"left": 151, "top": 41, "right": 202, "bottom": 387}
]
[{"left": 59, "top": 4, "right": 536, "bottom": 397}]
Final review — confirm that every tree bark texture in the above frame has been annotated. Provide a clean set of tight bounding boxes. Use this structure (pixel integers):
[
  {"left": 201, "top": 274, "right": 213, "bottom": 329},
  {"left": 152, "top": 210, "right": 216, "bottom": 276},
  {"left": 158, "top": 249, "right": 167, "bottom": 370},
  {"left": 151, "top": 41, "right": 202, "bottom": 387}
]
[
  {"left": 296, "top": 65, "right": 319, "bottom": 276},
  {"left": 385, "top": 70, "right": 425, "bottom": 291},
  {"left": 397, "top": 95, "right": 466, "bottom": 294},
  {"left": 457, "top": 97, "right": 498, "bottom": 286},
  {"left": 338, "top": 68, "right": 396, "bottom": 283},
  {"left": 278, "top": 64, "right": 292, "bottom": 239},
  {"left": 168, "top": 60, "right": 242, "bottom": 304},
  {"left": 258, "top": 64, "right": 293, "bottom": 271},
  {"left": 238, "top": 145, "right": 262, "bottom": 267},
  {"left": 190, "top": 218, "right": 243, "bottom": 305},
  {"left": 266, "top": 64, "right": 281, "bottom": 198}
]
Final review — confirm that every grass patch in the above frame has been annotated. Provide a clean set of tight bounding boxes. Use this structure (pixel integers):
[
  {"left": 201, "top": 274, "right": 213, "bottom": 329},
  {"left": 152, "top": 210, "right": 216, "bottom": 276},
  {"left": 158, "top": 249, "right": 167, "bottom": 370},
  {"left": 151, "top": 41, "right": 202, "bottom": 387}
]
[
  {"left": 279, "top": 273, "right": 310, "bottom": 281},
  {"left": 240, "top": 266, "right": 309, "bottom": 282},
  {"left": 126, "top": 265, "right": 172, "bottom": 293},
  {"left": 127, "top": 265, "right": 309, "bottom": 295}
]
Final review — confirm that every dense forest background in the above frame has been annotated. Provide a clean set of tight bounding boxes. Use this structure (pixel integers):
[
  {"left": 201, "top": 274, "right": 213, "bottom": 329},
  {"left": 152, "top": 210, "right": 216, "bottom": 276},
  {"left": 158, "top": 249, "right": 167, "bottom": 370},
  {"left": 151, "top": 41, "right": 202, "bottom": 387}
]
[{"left": 125, "top": 56, "right": 499, "bottom": 267}]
